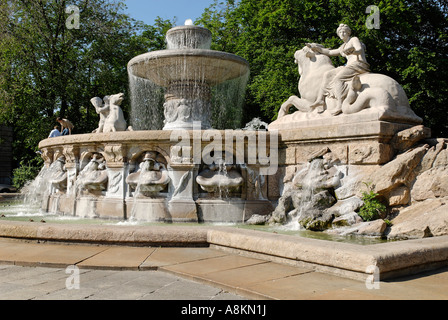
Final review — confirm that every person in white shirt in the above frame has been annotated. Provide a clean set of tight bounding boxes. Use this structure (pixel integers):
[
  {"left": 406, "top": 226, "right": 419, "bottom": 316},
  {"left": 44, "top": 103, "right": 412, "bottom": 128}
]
[{"left": 48, "top": 126, "right": 61, "bottom": 138}]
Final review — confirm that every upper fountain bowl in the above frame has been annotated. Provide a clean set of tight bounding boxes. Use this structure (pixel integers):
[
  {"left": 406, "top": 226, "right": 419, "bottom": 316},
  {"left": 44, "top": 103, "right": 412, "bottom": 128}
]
[
  {"left": 127, "top": 24, "right": 249, "bottom": 87},
  {"left": 128, "top": 50, "right": 249, "bottom": 87},
  {"left": 127, "top": 24, "right": 250, "bottom": 131},
  {"left": 166, "top": 25, "right": 212, "bottom": 50}
]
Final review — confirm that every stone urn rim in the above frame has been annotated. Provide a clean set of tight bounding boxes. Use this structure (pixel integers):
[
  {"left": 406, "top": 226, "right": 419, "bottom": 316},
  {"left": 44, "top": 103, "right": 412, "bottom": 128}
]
[{"left": 166, "top": 25, "right": 212, "bottom": 37}]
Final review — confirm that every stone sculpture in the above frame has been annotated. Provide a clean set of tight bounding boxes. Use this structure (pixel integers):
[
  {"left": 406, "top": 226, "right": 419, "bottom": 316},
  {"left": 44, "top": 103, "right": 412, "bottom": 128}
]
[
  {"left": 196, "top": 159, "right": 244, "bottom": 197},
  {"left": 34, "top": 21, "right": 448, "bottom": 239},
  {"left": 126, "top": 152, "right": 170, "bottom": 197},
  {"left": 91, "top": 96, "right": 110, "bottom": 133},
  {"left": 91, "top": 93, "right": 128, "bottom": 133},
  {"left": 307, "top": 24, "right": 371, "bottom": 115},
  {"left": 49, "top": 157, "right": 68, "bottom": 192},
  {"left": 75, "top": 154, "right": 108, "bottom": 192},
  {"left": 269, "top": 157, "right": 343, "bottom": 231},
  {"left": 163, "top": 98, "right": 210, "bottom": 130},
  {"left": 272, "top": 24, "right": 422, "bottom": 129}
]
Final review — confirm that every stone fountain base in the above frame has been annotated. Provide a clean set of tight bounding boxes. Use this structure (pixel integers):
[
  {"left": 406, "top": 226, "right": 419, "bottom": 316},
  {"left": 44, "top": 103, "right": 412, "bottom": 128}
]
[
  {"left": 126, "top": 197, "right": 171, "bottom": 222},
  {"left": 37, "top": 117, "right": 446, "bottom": 241},
  {"left": 276, "top": 119, "right": 418, "bottom": 166},
  {"left": 37, "top": 130, "right": 275, "bottom": 223}
]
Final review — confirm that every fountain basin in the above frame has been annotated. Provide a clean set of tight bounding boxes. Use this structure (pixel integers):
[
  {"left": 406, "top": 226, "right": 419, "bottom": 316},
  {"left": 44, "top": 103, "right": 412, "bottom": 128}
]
[
  {"left": 1, "top": 218, "right": 447, "bottom": 281},
  {"left": 166, "top": 25, "right": 212, "bottom": 50},
  {"left": 196, "top": 170, "right": 244, "bottom": 194},
  {"left": 128, "top": 50, "right": 249, "bottom": 87}
]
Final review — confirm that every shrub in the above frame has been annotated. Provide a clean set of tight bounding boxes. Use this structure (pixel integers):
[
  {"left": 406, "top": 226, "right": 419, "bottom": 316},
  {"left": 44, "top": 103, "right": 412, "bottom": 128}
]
[
  {"left": 359, "top": 183, "right": 387, "bottom": 222},
  {"left": 12, "top": 157, "right": 43, "bottom": 190}
]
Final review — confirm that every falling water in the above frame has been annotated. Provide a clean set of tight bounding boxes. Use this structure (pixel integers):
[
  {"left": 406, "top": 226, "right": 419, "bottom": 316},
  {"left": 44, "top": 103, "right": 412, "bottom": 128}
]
[
  {"left": 243, "top": 118, "right": 269, "bottom": 131},
  {"left": 216, "top": 159, "right": 230, "bottom": 200},
  {"left": 22, "top": 166, "right": 49, "bottom": 207},
  {"left": 211, "top": 72, "right": 249, "bottom": 130},
  {"left": 129, "top": 74, "right": 165, "bottom": 130},
  {"left": 299, "top": 158, "right": 326, "bottom": 200},
  {"left": 128, "top": 59, "right": 248, "bottom": 130},
  {"left": 22, "top": 161, "right": 62, "bottom": 208},
  {"left": 127, "top": 23, "right": 249, "bottom": 131},
  {"left": 281, "top": 158, "right": 327, "bottom": 231},
  {"left": 166, "top": 26, "right": 212, "bottom": 50},
  {"left": 129, "top": 160, "right": 151, "bottom": 221}
]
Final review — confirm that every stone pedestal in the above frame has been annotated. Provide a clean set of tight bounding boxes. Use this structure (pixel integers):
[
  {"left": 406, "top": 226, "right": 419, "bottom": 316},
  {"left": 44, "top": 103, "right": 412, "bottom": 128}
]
[
  {"left": 197, "top": 199, "right": 246, "bottom": 223},
  {"left": 243, "top": 200, "right": 275, "bottom": 218},
  {"left": 162, "top": 82, "right": 212, "bottom": 130},
  {"left": 276, "top": 120, "right": 417, "bottom": 166},
  {"left": 167, "top": 164, "right": 198, "bottom": 222},
  {"left": 196, "top": 199, "right": 274, "bottom": 223},
  {"left": 167, "top": 199, "right": 198, "bottom": 222},
  {"left": 45, "top": 193, "right": 73, "bottom": 216},
  {"left": 75, "top": 196, "right": 101, "bottom": 219},
  {"left": 126, "top": 198, "right": 170, "bottom": 222},
  {"left": 96, "top": 197, "right": 125, "bottom": 219},
  {"left": 105, "top": 166, "right": 129, "bottom": 199}
]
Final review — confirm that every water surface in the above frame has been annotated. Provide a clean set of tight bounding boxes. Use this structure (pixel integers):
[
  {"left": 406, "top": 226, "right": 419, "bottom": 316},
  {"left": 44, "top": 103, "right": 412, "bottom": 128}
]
[{"left": 0, "top": 199, "right": 387, "bottom": 245}]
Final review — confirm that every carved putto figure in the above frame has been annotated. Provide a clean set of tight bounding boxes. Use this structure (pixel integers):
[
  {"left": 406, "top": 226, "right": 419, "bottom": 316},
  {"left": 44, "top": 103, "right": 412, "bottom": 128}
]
[
  {"left": 91, "top": 93, "right": 130, "bottom": 133},
  {"left": 49, "top": 156, "right": 68, "bottom": 192},
  {"left": 91, "top": 96, "right": 110, "bottom": 133}
]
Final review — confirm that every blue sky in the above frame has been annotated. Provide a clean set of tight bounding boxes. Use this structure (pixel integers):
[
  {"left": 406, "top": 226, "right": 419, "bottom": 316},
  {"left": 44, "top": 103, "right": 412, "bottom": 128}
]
[{"left": 123, "top": 0, "right": 216, "bottom": 26}]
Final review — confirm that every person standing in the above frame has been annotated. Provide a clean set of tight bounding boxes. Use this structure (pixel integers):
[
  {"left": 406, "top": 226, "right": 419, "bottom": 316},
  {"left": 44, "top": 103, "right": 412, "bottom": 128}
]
[{"left": 56, "top": 117, "right": 74, "bottom": 135}]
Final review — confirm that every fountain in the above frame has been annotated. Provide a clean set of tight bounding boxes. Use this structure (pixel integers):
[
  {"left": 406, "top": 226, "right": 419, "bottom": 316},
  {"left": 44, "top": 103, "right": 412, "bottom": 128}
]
[
  {"left": 35, "top": 21, "right": 274, "bottom": 224},
  {"left": 3, "top": 21, "right": 448, "bottom": 283},
  {"left": 128, "top": 24, "right": 250, "bottom": 131}
]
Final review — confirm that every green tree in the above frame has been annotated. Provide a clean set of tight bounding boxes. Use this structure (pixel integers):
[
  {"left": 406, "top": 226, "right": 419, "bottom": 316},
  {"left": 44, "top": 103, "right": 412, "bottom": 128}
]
[{"left": 0, "top": 0, "right": 171, "bottom": 170}]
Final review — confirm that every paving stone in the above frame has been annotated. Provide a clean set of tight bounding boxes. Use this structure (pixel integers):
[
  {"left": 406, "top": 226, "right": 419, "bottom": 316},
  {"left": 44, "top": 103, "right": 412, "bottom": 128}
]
[
  {"left": 244, "top": 272, "right": 362, "bottom": 300},
  {"left": 77, "top": 247, "right": 156, "bottom": 270},
  {"left": 138, "top": 272, "right": 245, "bottom": 301},
  {"left": 161, "top": 255, "right": 267, "bottom": 277},
  {"left": 0, "top": 241, "right": 107, "bottom": 267},
  {"left": 140, "top": 247, "right": 228, "bottom": 269},
  {"left": 201, "top": 262, "right": 312, "bottom": 288}
]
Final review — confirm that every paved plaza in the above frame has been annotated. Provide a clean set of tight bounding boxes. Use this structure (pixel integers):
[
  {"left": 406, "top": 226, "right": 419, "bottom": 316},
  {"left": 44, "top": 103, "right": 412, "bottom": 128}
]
[
  {"left": 0, "top": 238, "right": 447, "bottom": 300},
  {"left": 0, "top": 264, "right": 244, "bottom": 300}
]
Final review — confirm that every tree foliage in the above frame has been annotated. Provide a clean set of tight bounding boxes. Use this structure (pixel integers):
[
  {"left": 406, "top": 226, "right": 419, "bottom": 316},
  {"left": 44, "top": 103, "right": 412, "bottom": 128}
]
[
  {"left": 1, "top": 0, "right": 447, "bottom": 177},
  {"left": 0, "top": 0, "right": 172, "bottom": 168},
  {"left": 196, "top": 0, "right": 448, "bottom": 137}
]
